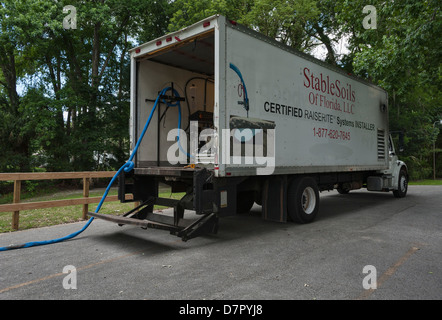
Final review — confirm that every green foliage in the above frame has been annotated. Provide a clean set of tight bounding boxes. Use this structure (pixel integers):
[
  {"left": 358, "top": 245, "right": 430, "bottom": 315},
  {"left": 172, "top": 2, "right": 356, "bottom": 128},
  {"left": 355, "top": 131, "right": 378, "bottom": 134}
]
[
  {"left": 168, "top": 0, "right": 253, "bottom": 32},
  {"left": 334, "top": 0, "right": 442, "bottom": 178},
  {"left": 242, "top": 0, "right": 320, "bottom": 50},
  {"left": 0, "top": 0, "right": 167, "bottom": 172}
]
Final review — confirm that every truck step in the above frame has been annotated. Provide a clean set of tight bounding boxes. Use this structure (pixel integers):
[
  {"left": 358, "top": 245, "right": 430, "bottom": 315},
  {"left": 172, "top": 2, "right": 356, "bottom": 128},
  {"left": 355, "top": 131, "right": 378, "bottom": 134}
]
[{"left": 87, "top": 210, "right": 219, "bottom": 241}]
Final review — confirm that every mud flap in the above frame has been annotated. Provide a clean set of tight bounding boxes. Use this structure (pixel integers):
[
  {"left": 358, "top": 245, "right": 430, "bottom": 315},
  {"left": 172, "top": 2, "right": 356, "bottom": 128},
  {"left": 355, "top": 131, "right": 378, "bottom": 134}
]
[{"left": 262, "top": 175, "right": 287, "bottom": 222}]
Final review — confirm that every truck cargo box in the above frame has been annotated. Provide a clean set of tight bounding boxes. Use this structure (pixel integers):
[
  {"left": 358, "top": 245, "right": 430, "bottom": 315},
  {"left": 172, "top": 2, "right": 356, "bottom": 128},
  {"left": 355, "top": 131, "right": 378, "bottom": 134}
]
[{"left": 130, "top": 15, "right": 389, "bottom": 177}]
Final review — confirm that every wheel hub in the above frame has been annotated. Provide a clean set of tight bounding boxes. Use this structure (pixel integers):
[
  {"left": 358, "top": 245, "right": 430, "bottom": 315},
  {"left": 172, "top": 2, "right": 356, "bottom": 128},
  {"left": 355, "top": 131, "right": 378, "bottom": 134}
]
[{"left": 301, "top": 187, "right": 316, "bottom": 214}]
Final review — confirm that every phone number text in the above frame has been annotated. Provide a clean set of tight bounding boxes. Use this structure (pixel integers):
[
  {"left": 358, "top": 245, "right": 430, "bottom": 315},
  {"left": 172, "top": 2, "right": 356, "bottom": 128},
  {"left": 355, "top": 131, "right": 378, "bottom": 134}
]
[{"left": 313, "top": 127, "right": 351, "bottom": 141}]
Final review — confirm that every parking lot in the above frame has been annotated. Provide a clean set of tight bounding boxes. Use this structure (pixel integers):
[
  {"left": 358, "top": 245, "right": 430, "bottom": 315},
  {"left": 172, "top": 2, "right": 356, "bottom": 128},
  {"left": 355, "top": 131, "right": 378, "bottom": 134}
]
[{"left": 1, "top": 185, "right": 441, "bottom": 302}]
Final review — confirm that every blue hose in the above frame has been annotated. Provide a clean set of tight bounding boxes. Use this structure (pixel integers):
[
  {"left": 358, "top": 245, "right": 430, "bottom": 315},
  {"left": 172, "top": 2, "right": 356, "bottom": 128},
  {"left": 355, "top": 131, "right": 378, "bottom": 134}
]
[
  {"left": 229, "top": 63, "right": 249, "bottom": 115},
  {"left": 0, "top": 86, "right": 186, "bottom": 252}
]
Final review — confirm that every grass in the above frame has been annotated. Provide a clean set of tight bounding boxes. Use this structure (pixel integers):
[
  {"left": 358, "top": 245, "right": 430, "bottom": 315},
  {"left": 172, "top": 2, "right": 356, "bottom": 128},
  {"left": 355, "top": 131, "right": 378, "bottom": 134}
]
[
  {"left": 409, "top": 179, "right": 442, "bottom": 185},
  {"left": 0, "top": 186, "right": 184, "bottom": 233}
]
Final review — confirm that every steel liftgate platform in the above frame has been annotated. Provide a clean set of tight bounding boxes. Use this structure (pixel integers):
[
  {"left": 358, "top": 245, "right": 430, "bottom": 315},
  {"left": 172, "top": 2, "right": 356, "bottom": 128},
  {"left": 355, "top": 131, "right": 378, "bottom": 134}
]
[{"left": 88, "top": 197, "right": 219, "bottom": 241}]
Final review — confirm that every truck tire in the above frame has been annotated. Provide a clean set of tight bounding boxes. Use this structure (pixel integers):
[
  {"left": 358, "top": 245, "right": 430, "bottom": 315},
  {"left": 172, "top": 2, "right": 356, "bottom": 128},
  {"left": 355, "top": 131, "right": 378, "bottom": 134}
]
[
  {"left": 236, "top": 191, "right": 255, "bottom": 214},
  {"left": 287, "top": 177, "right": 320, "bottom": 223},
  {"left": 393, "top": 169, "right": 408, "bottom": 198}
]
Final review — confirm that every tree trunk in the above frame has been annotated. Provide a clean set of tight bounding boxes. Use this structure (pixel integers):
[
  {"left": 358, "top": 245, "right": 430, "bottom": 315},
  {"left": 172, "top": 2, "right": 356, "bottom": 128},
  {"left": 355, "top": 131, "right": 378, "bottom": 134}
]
[{"left": 313, "top": 22, "right": 336, "bottom": 66}]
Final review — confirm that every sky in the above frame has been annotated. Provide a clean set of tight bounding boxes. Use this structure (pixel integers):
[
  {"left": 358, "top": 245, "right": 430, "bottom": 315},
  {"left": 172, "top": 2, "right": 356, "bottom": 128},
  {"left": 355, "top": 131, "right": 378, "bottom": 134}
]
[{"left": 310, "top": 33, "right": 350, "bottom": 61}]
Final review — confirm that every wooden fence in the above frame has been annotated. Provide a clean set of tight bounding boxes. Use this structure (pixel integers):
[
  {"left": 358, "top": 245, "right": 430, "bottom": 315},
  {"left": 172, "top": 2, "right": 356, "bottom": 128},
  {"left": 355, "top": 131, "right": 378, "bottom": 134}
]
[{"left": 0, "top": 171, "right": 133, "bottom": 230}]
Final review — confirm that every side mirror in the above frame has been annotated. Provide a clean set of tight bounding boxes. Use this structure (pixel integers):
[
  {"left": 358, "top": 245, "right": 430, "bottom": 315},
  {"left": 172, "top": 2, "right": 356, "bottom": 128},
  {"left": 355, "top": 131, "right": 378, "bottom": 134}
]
[
  {"left": 398, "top": 132, "right": 404, "bottom": 152},
  {"left": 390, "top": 131, "right": 405, "bottom": 153}
]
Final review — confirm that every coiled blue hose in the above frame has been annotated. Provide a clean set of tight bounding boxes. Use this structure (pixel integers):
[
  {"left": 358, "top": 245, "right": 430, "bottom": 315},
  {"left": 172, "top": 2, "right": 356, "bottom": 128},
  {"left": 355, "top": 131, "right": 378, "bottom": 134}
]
[{"left": 0, "top": 86, "right": 185, "bottom": 251}]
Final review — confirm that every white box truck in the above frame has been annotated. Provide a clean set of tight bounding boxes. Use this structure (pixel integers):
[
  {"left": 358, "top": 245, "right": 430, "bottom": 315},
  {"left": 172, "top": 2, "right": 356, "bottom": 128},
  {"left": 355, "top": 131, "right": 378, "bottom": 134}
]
[{"left": 89, "top": 15, "right": 408, "bottom": 241}]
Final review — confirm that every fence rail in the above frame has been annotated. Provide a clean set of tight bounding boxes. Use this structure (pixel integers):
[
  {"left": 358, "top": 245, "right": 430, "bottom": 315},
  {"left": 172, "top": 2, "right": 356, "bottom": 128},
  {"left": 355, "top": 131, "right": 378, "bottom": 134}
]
[{"left": 0, "top": 171, "right": 133, "bottom": 230}]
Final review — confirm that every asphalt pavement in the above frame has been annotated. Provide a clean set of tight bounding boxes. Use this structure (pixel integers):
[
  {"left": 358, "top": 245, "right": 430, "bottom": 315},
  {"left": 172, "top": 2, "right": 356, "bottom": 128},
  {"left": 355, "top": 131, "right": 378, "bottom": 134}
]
[{"left": 1, "top": 185, "right": 441, "bottom": 301}]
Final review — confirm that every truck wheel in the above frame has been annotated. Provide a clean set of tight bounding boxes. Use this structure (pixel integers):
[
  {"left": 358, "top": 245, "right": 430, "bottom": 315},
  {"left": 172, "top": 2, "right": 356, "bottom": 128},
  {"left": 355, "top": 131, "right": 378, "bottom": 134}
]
[
  {"left": 393, "top": 169, "right": 408, "bottom": 198},
  {"left": 288, "top": 177, "right": 320, "bottom": 223},
  {"left": 236, "top": 191, "right": 255, "bottom": 214}
]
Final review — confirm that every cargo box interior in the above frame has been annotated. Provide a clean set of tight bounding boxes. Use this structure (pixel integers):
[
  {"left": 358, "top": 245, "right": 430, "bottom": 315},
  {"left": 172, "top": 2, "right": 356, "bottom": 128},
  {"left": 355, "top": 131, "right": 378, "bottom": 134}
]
[{"left": 135, "top": 30, "right": 216, "bottom": 168}]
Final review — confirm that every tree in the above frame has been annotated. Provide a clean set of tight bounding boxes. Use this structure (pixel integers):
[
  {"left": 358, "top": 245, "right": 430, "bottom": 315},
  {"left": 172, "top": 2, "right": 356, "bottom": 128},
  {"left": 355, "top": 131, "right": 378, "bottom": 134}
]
[
  {"left": 242, "top": 0, "right": 320, "bottom": 52},
  {"left": 0, "top": 0, "right": 172, "bottom": 172},
  {"left": 335, "top": 0, "right": 442, "bottom": 179},
  {"left": 168, "top": 0, "right": 254, "bottom": 31},
  {"left": 0, "top": 0, "right": 40, "bottom": 172}
]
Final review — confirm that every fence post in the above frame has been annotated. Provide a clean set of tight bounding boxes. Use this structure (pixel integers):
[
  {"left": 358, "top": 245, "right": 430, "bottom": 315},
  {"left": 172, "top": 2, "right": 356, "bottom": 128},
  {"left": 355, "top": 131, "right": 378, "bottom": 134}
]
[
  {"left": 12, "top": 180, "right": 21, "bottom": 230},
  {"left": 82, "top": 177, "right": 90, "bottom": 220}
]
